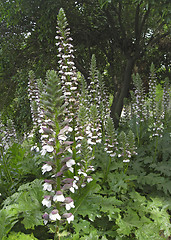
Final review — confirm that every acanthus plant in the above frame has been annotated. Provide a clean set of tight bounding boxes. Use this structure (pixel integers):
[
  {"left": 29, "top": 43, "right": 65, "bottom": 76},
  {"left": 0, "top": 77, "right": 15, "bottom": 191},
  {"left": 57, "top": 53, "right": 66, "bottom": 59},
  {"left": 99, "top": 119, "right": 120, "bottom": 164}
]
[
  {"left": 27, "top": 70, "right": 44, "bottom": 151},
  {"left": 130, "top": 72, "right": 147, "bottom": 144},
  {"left": 27, "top": 8, "right": 97, "bottom": 239},
  {"left": 0, "top": 117, "right": 17, "bottom": 151},
  {"left": 147, "top": 64, "right": 169, "bottom": 139}
]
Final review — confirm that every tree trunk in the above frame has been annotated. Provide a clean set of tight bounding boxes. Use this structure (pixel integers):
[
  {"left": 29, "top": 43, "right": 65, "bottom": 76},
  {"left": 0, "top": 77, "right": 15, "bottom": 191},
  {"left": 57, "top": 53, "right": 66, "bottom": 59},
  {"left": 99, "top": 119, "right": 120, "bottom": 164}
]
[{"left": 110, "top": 57, "right": 135, "bottom": 128}]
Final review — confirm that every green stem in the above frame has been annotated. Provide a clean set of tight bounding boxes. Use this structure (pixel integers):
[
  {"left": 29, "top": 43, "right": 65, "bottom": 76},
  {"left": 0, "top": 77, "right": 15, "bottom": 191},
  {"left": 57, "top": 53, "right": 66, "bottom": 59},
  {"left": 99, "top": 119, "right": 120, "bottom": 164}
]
[
  {"left": 153, "top": 137, "right": 158, "bottom": 162},
  {"left": 103, "top": 156, "right": 111, "bottom": 183},
  {"left": 136, "top": 121, "right": 140, "bottom": 145},
  {"left": 124, "top": 162, "right": 129, "bottom": 174},
  {"left": 54, "top": 223, "right": 60, "bottom": 240},
  {"left": 0, "top": 147, "right": 13, "bottom": 185}
]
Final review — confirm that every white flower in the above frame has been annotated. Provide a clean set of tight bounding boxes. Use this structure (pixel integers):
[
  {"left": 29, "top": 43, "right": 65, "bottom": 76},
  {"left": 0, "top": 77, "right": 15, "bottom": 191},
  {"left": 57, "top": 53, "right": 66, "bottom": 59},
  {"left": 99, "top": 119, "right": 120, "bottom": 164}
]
[
  {"left": 44, "top": 219, "right": 48, "bottom": 225},
  {"left": 66, "top": 159, "right": 75, "bottom": 168},
  {"left": 53, "top": 191, "right": 65, "bottom": 202},
  {"left": 31, "top": 145, "right": 40, "bottom": 152},
  {"left": 73, "top": 180, "right": 78, "bottom": 189},
  {"left": 87, "top": 177, "right": 93, "bottom": 183},
  {"left": 67, "top": 148, "right": 72, "bottom": 154},
  {"left": 65, "top": 202, "right": 75, "bottom": 211},
  {"left": 86, "top": 166, "right": 95, "bottom": 172},
  {"left": 69, "top": 167, "right": 74, "bottom": 173},
  {"left": 107, "top": 150, "right": 113, "bottom": 153},
  {"left": 42, "top": 196, "right": 51, "bottom": 208},
  {"left": 42, "top": 164, "right": 52, "bottom": 174},
  {"left": 64, "top": 92, "right": 71, "bottom": 96},
  {"left": 65, "top": 82, "right": 72, "bottom": 86},
  {"left": 41, "top": 145, "right": 54, "bottom": 155},
  {"left": 49, "top": 210, "right": 61, "bottom": 221},
  {"left": 87, "top": 139, "right": 96, "bottom": 145},
  {"left": 67, "top": 127, "right": 73, "bottom": 132},
  {"left": 70, "top": 87, "right": 77, "bottom": 90},
  {"left": 64, "top": 197, "right": 75, "bottom": 210},
  {"left": 78, "top": 169, "right": 87, "bottom": 177},
  {"left": 43, "top": 213, "right": 49, "bottom": 225},
  {"left": 74, "top": 176, "right": 79, "bottom": 181},
  {"left": 43, "top": 182, "right": 52, "bottom": 192},
  {"left": 63, "top": 213, "right": 74, "bottom": 223},
  {"left": 70, "top": 186, "right": 75, "bottom": 193},
  {"left": 58, "top": 135, "right": 67, "bottom": 141},
  {"left": 123, "top": 159, "right": 130, "bottom": 163},
  {"left": 41, "top": 134, "right": 49, "bottom": 139},
  {"left": 110, "top": 153, "right": 116, "bottom": 157}
]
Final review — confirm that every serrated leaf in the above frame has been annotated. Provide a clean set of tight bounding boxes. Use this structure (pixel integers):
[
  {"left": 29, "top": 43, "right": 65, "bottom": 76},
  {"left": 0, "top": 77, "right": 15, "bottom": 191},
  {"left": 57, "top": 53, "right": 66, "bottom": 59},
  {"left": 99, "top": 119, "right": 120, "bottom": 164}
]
[
  {"left": 73, "top": 219, "right": 91, "bottom": 235},
  {"left": 116, "top": 214, "right": 133, "bottom": 236},
  {"left": 100, "top": 196, "right": 122, "bottom": 220},
  {"left": 73, "top": 181, "right": 101, "bottom": 221}
]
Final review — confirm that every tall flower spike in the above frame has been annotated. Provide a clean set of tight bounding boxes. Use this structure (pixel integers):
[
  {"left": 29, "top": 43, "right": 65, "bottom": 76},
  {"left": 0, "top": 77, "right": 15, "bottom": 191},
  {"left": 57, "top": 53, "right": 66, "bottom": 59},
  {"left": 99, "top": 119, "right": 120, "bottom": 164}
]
[
  {"left": 56, "top": 8, "right": 79, "bottom": 115},
  {"left": 148, "top": 63, "right": 157, "bottom": 119},
  {"left": 162, "top": 78, "right": 170, "bottom": 119},
  {"left": 28, "top": 71, "right": 43, "bottom": 130},
  {"left": 131, "top": 73, "right": 146, "bottom": 123},
  {"left": 56, "top": 8, "right": 80, "bottom": 161},
  {"left": 87, "top": 55, "right": 101, "bottom": 107},
  {"left": 104, "top": 117, "right": 118, "bottom": 157},
  {"left": 0, "top": 118, "right": 17, "bottom": 150},
  {"left": 39, "top": 70, "right": 64, "bottom": 155}
]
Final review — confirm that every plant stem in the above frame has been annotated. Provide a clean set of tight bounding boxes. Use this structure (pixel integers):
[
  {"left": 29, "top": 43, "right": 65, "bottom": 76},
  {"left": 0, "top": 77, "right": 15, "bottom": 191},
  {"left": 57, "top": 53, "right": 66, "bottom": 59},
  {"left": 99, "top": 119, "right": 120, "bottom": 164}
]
[
  {"left": 153, "top": 137, "right": 158, "bottom": 162},
  {"left": 0, "top": 147, "right": 13, "bottom": 185},
  {"left": 103, "top": 156, "right": 111, "bottom": 183}
]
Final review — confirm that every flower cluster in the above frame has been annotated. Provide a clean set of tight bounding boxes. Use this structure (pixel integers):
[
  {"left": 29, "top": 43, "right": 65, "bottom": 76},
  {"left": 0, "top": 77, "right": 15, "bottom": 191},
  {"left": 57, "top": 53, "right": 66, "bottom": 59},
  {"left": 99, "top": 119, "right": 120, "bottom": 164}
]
[
  {"left": 120, "top": 98, "right": 131, "bottom": 126},
  {"left": 28, "top": 71, "right": 43, "bottom": 130},
  {"left": 162, "top": 80, "right": 170, "bottom": 118},
  {"left": 87, "top": 55, "right": 110, "bottom": 127},
  {"left": 118, "top": 130, "right": 137, "bottom": 163},
  {"left": 150, "top": 101, "right": 164, "bottom": 138},
  {"left": 148, "top": 63, "right": 157, "bottom": 119},
  {"left": 104, "top": 117, "right": 119, "bottom": 158},
  {"left": 56, "top": 9, "right": 79, "bottom": 127},
  {"left": 0, "top": 117, "right": 17, "bottom": 150},
  {"left": 131, "top": 73, "right": 147, "bottom": 123}
]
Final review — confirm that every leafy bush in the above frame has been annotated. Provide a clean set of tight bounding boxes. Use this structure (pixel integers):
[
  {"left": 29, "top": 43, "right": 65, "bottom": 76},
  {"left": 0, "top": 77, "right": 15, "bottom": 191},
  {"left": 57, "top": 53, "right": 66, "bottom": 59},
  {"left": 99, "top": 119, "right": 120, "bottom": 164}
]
[{"left": 0, "top": 179, "right": 44, "bottom": 239}]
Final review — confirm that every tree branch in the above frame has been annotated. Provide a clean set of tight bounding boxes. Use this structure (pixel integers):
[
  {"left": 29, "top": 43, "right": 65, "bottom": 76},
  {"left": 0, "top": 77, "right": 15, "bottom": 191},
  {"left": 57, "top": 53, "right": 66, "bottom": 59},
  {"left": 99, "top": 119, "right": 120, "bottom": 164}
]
[
  {"left": 135, "top": 3, "right": 140, "bottom": 42},
  {"left": 147, "top": 31, "right": 169, "bottom": 47},
  {"left": 74, "top": 58, "right": 89, "bottom": 82},
  {"left": 139, "top": 5, "right": 151, "bottom": 37},
  {"left": 118, "top": 2, "right": 126, "bottom": 39}
]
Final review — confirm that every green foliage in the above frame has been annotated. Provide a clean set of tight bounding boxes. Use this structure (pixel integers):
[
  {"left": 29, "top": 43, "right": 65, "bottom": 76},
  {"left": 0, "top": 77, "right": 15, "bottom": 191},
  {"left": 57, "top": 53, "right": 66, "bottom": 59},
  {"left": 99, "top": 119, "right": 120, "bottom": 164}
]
[
  {"left": 5, "top": 232, "right": 38, "bottom": 240},
  {"left": 0, "top": 208, "right": 18, "bottom": 240},
  {"left": 0, "top": 179, "right": 44, "bottom": 238},
  {"left": 0, "top": 142, "right": 42, "bottom": 202}
]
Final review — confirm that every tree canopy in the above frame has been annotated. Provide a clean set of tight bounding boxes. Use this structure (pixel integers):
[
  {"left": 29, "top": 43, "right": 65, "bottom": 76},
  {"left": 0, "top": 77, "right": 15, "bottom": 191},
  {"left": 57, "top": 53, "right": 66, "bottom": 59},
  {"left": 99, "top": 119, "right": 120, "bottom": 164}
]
[{"left": 0, "top": 0, "right": 170, "bottom": 130}]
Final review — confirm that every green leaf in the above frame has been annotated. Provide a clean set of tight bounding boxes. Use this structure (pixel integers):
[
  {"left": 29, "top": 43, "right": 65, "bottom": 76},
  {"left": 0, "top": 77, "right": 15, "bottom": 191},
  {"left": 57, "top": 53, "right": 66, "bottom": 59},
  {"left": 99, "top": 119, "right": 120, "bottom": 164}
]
[
  {"left": 100, "top": 196, "right": 122, "bottom": 220},
  {"left": 5, "top": 232, "right": 38, "bottom": 240},
  {"left": 73, "top": 219, "right": 91, "bottom": 235},
  {"left": 74, "top": 181, "right": 101, "bottom": 221},
  {"left": 2, "top": 179, "right": 44, "bottom": 230},
  {"left": 116, "top": 214, "right": 133, "bottom": 236},
  {"left": 80, "top": 229, "right": 99, "bottom": 240},
  {"left": 0, "top": 208, "right": 18, "bottom": 240}
]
